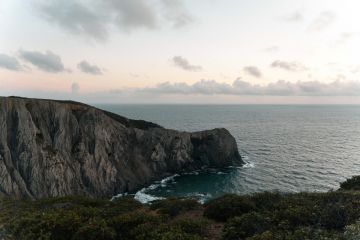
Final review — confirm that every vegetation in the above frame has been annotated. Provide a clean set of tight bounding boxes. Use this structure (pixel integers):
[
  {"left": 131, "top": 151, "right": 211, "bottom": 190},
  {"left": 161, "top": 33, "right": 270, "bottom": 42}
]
[{"left": 1, "top": 176, "right": 360, "bottom": 239}]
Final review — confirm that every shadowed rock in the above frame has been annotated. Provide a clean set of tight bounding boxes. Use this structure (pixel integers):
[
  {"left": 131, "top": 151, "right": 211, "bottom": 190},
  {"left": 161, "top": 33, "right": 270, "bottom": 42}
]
[{"left": 0, "top": 96, "right": 243, "bottom": 199}]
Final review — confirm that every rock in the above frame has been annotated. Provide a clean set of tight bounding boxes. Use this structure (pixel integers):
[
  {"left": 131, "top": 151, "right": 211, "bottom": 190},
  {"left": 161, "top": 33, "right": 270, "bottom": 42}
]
[{"left": 0, "top": 96, "right": 243, "bottom": 199}]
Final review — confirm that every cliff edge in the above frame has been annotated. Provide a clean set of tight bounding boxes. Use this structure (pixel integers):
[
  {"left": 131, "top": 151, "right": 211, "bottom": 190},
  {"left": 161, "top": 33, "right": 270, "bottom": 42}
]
[{"left": 0, "top": 97, "right": 242, "bottom": 199}]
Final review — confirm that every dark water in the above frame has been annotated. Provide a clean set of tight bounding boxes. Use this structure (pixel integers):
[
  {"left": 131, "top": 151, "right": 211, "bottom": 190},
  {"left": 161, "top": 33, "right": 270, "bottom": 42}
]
[{"left": 97, "top": 105, "right": 360, "bottom": 203}]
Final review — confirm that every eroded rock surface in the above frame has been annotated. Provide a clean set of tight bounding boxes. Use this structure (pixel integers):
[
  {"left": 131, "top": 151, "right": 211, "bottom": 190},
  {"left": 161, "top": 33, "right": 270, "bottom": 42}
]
[{"left": 0, "top": 97, "right": 242, "bottom": 199}]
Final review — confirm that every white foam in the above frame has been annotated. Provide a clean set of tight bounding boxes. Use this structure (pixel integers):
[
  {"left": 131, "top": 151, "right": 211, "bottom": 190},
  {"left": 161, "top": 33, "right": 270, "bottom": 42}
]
[
  {"left": 183, "top": 171, "right": 199, "bottom": 175},
  {"left": 134, "top": 189, "right": 165, "bottom": 203},
  {"left": 243, "top": 160, "right": 255, "bottom": 168},
  {"left": 185, "top": 192, "right": 213, "bottom": 204},
  {"left": 133, "top": 174, "right": 180, "bottom": 204},
  {"left": 110, "top": 192, "right": 129, "bottom": 201},
  {"left": 160, "top": 174, "right": 179, "bottom": 187}
]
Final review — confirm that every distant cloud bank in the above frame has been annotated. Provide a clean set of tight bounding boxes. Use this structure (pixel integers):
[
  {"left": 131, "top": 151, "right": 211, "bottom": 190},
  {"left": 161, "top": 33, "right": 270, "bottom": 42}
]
[{"left": 113, "top": 79, "right": 360, "bottom": 96}]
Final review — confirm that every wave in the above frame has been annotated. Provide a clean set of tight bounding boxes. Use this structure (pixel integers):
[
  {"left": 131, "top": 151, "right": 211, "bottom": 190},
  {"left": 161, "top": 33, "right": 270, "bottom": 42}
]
[
  {"left": 110, "top": 192, "right": 129, "bottom": 201},
  {"left": 134, "top": 174, "right": 180, "bottom": 204},
  {"left": 185, "top": 192, "right": 213, "bottom": 204},
  {"left": 243, "top": 161, "right": 255, "bottom": 169},
  {"left": 134, "top": 188, "right": 165, "bottom": 203},
  {"left": 226, "top": 156, "right": 255, "bottom": 169}
]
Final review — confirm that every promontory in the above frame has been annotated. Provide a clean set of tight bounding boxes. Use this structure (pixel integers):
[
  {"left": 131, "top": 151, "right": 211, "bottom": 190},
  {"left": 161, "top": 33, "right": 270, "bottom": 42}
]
[{"left": 0, "top": 97, "right": 242, "bottom": 199}]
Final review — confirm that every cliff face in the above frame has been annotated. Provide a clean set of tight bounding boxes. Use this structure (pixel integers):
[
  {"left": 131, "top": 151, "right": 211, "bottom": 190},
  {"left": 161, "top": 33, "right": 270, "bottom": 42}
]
[{"left": 0, "top": 97, "right": 242, "bottom": 199}]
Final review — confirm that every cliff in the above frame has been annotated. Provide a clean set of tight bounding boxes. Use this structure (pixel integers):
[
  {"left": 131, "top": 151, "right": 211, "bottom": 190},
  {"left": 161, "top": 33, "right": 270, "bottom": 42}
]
[{"left": 0, "top": 97, "right": 242, "bottom": 199}]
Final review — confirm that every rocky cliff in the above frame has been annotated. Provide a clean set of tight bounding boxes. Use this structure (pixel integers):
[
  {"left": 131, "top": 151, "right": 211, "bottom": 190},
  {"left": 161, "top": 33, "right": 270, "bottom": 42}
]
[{"left": 0, "top": 97, "right": 242, "bottom": 199}]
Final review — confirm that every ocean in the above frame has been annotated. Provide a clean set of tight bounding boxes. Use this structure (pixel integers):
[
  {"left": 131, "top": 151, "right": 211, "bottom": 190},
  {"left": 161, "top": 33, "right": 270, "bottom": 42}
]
[{"left": 97, "top": 104, "right": 360, "bottom": 203}]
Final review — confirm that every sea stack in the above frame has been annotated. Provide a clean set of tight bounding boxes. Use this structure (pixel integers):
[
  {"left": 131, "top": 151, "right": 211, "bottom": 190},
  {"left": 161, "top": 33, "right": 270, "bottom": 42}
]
[{"left": 0, "top": 97, "right": 243, "bottom": 199}]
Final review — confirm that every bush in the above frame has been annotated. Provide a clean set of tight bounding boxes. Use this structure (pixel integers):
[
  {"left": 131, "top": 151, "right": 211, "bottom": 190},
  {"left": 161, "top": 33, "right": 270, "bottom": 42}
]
[
  {"left": 273, "top": 205, "right": 318, "bottom": 228},
  {"left": 174, "top": 218, "right": 210, "bottom": 236},
  {"left": 344, "top": 221, "right": 360, "bottom": 240},
  {"left": 340, "top": 176, "right": 360, "bottom": 190},
  {"left": 222, "top": 212, "right": 271, "bottom": 240},
  {"left": 150, "top": 198, "right": 200, "bottom": 216},
  {"left": 130, "top": 223, "right": 204, "bottom": 240},
  {"left": 320, "top": 204, "right": 348, "bottom": 230},
  {"left": 72, "top": 219, "right": 116, "bottom": 240},
  {"left": 102, "top": 197, "right": 143, "bottom": 218},
  {"left": 250, "top": 192, "right": 283, "bottom": 211},
  {"left": 108, "top": 210, "right": 163, "bottom": 240},
  {"left": 204, "top": 194, "right": 255, "bottom": 221}
]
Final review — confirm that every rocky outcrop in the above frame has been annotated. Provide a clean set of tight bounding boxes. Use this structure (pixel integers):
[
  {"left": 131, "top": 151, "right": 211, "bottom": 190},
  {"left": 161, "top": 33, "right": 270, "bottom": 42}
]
[{"left": 0, "top": 97, "right": 243, "bottom": 199}]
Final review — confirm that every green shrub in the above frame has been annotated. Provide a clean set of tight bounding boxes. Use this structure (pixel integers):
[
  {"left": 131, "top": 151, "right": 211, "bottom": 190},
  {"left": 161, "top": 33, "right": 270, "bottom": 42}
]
[
  {"left": 284, "top": 227, "right": 344, "bottom": 240},
  {"left": 204, "top": 194, "right": 255, "bottom": 221},
  {"left": 148, "top": 229, "right": 203, "bottom": 240},
  {"left": 173, "top": 218, "right": 210, "bottom": 236},
  {"left": 344, "top": 221, "right": 360, "bottom": 240},
  {"left": 102, "top": 197, "right": 143, "bottom": 218},
  {"left": 130, "top": 223, "right": 204, "bottom": 240},
  {"left": 320, "top": 204, "right": 348, "bottom": 230},
  {"left": 273, "top": 205, "right": 318, "bottom": 228},
  {"left": 150, "top": 198, "right": 200, "bottom": 216},
  {"left": 222, "top": 212, "right": 271, "bottom": 240},
  {"left": 72, "top": 219, "right": 116, "bottom": 240},
  {"left": 250, "top": 192, "right": 283, "bottom": 211},
  {"left": 340, "top": 176, "right": 360, "bottom": 190},
  {"left": 108, "top": 210, "right": 163, "bottom": 240},
  {"left": 6, "top": 210, "right": 83, "bottom": 240},
  {"left": 247, "top": 231, "right": 274, "bottom": 240}
]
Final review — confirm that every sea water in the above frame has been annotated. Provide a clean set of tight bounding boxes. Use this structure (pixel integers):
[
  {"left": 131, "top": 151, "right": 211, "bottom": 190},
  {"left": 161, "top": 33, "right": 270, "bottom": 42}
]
[{"left": 97, "top": 105, "right": 360, "bottom": 203}]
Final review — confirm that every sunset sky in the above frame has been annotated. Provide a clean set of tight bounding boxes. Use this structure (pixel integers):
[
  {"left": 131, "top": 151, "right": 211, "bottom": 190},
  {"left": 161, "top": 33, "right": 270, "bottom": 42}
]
[{"left": 1, "top": 0, "right": 360, "bottom": 104}]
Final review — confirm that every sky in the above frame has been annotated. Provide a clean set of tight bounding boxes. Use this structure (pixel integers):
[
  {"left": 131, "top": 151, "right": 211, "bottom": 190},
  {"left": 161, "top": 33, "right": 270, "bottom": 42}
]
[{"left": 0, "top": 0, "right": 360, "bottom": 104}]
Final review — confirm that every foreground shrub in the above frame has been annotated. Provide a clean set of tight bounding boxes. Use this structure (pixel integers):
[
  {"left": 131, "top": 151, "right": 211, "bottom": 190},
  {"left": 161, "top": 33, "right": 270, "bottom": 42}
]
[
  {"left": 72, "top": 219, "right": 116, "bottom": 240},
  {"left": 340, "top": 176, "right": 360, "bottom": 190},
  {"left": 250, "top": 192, "right": 283, "bottom": 211},
  {"left": 174, "top": 218, "right": 210, "bottom": 236},
  {"left": 108, "top": 210, "right": 163, "bottom": 239},
  {"left": 320, "top": 203, "right": 348, "bottom": 230},
  {"left": 344, "top": 221, "right": 360, "bottom": 240},
  {"left": 130, "top": 222, "right": 205, "bottom": 240},
  {"left": 204, "top": 194, "right": 255, "bottom": 221},
  {"left": 150, "top": 198, "right": 200, "bottom": 216},
  {"left": 222, "top": 212, "right": 271, "bottom": 240}
]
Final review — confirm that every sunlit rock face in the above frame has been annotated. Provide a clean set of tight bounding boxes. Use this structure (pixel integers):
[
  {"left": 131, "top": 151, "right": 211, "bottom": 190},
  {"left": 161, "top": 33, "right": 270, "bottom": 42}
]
[{"left": 0, "top": 97, "right": 242, "bottom": 199}]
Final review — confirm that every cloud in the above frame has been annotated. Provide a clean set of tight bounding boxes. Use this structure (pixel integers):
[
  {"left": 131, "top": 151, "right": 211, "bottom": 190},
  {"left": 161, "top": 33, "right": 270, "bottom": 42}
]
[
  {"left": 114, "top": 79, "right": 360, "bottom": 96},
  {"left": 271, "top": 60, "right": 307, "bottom": 72},
  {"left": 335, "top": 32, "right": 352, "bottom": 45},
  {"left": 37, "top": 1, "right": 108, "bottom": 41},
  {"left": 35, "top": 0, "right": 193, "bottom": 41},
  {"left": 77, "top": 60, "right": 103, "bottom": 75},
  {"left": 106, "top": 0, "right": 158, "bottom": 31},
  {"left": 71, "top": 82, "right": 80, "bottom": 94},
  {"left": 307, "top": 11, "right": 336, "bottom": 32},
  {"left": 283, "top": 11, "right": 304, "bottom": 22},
  {"left": 19, "top": 50, "right": 66, "bottom": 73},
  {"left": 0, "top": 53, "right": 22, "bottom": 71},
  {"left": 161, "top": 0, "right": 194, "bottom": 28},
  {"left": 172, "top": 56, "right": 202, "bottom": 72},
  {"left": 264, "top": 46, "right": 280, "bottom": 52},
  {"left": 243, "top": 66, "right": 262, "bottom": 78}
]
